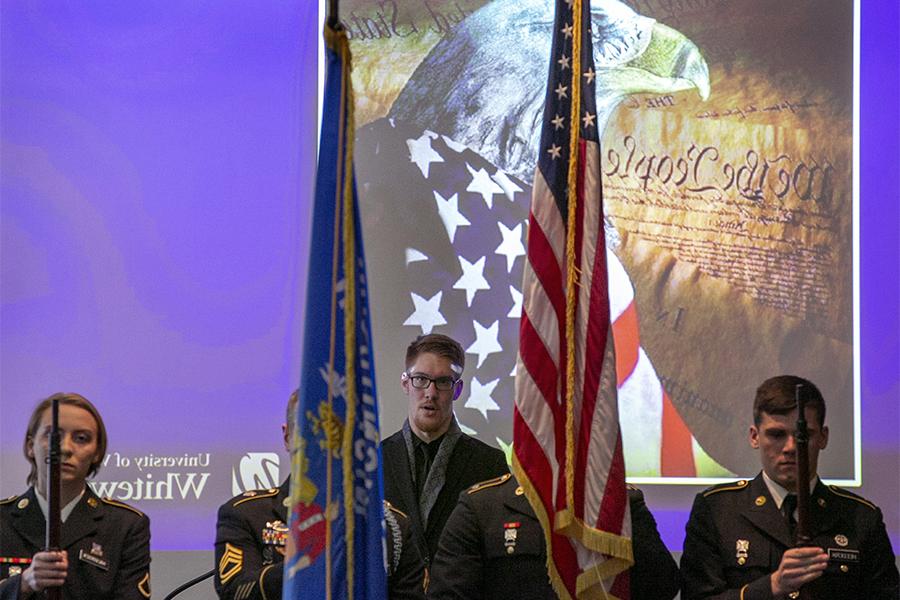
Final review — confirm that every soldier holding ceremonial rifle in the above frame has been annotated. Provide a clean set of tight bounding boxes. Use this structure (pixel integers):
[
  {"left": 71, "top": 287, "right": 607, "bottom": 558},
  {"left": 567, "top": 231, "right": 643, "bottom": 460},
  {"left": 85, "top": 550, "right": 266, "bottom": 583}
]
[
  {"left": 0, "top": 393, "right": 151, "bottom": 600},
  {"left": 680, "top": 376, "right": 898, "bottom": 600}
]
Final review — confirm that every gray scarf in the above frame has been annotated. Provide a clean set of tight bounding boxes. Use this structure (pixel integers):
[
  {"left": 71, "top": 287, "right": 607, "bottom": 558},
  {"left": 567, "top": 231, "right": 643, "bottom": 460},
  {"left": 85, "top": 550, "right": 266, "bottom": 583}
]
[{"left": 401, "top": 416, "right": 462, "bottom": 528}]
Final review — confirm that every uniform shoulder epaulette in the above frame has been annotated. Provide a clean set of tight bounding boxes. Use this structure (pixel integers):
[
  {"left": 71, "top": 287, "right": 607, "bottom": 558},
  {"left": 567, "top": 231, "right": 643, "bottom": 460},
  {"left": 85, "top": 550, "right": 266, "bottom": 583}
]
[
  {"left": 101, "top": 497, "right": 145, "bottom": 517},
  {"left": 0, "top": 494, "right": 19, "bottom": 506},
  {"left": 384, "top": 500, "right": 408, "bottom": 519},
  {"left": 702, "top": 479, "right": 749, "bottom": 497},
  {"left": 467, "top": 472, "right": 511, "bottom": 494},
  {"left": 826, "top": 485, "right": 877, "bottom": 511},
  {"left": 232, "top": 487, "right": 280, "bottom": 507}
]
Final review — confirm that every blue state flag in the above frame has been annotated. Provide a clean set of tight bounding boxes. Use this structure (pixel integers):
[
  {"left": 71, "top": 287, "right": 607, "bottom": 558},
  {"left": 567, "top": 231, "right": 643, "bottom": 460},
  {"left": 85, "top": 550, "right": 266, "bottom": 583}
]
[{"left": 283, "top": 23, "right": 387, "bottom": 600}]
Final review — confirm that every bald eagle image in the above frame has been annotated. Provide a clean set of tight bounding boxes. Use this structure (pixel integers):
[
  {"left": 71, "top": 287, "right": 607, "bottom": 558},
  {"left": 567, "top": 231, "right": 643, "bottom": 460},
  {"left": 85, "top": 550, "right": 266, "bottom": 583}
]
[
  {"left": 389, "top": 0, "right": 709, "bottom": 181},
  {"left": 356, "top": 0, "right": 714, "bottom": 477}
]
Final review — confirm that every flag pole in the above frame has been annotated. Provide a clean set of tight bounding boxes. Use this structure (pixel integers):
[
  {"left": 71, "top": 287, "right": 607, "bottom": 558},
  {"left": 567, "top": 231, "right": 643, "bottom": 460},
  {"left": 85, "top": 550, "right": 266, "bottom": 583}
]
[{"left": 327, "top": 0, "right": 339, "bottom": 28}]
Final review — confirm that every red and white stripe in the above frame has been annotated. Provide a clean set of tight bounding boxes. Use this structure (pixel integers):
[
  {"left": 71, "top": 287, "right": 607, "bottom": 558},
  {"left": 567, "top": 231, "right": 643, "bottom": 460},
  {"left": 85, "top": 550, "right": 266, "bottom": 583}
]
[{"left": 514, "top": 137, "right": 631, "bottom": 598}]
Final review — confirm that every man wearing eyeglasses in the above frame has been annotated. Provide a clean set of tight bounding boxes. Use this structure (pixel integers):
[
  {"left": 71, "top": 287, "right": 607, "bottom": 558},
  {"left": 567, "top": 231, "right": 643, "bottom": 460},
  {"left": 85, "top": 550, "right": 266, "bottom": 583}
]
[{"left": 381, "top": 333, "right": 509, "bottom": 582}]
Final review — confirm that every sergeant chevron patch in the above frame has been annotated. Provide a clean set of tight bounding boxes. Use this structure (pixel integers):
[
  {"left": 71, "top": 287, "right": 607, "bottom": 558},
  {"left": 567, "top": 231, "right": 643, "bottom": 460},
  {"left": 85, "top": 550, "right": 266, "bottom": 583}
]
[{"left": 219, "top": 542, "right": 244, "bottom": 585}]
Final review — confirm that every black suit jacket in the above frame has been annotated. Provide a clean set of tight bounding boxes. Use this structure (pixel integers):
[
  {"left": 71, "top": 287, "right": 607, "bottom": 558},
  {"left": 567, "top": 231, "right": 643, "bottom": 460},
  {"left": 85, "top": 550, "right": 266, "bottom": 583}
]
[
  {"left": 0, "top": 487, "right": 151, "bottom": 600},
  {"left": 427, "top": 474, "right": 680, "bottom": 599},
  {"left": 680, "top": 473, "right": 899, "bottom": 600},
  {"left": 382, "top": 426, "right": 508, "bottom": 565}
]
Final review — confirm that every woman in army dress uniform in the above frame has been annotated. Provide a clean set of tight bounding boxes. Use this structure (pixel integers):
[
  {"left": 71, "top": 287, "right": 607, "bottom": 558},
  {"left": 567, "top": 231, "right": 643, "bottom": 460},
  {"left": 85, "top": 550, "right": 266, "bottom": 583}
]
[{"left": 0, "top": 393, "right": 151, "bottom": 600}]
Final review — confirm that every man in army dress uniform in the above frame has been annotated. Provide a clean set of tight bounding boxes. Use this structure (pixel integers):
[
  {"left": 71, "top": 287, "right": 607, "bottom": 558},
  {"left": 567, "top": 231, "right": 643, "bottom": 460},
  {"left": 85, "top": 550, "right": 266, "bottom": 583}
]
[
  {"left": 427, "top": 472, "right": 680, "bottom": 599},
  {"left": 0, "top": 393, "right": 151, "bottom": 600},
  {"left": 680, "top": 375, "right": 899, "bottom": 600},
  {"left": 214, "top": 391, "right": 424, "bottom": 599}
]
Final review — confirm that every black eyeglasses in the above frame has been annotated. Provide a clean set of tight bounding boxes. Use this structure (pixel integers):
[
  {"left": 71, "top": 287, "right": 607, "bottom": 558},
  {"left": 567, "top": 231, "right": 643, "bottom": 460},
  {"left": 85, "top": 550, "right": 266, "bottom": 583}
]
[{"left": 405, "top": 373, "right": 458, "bottom": 391}]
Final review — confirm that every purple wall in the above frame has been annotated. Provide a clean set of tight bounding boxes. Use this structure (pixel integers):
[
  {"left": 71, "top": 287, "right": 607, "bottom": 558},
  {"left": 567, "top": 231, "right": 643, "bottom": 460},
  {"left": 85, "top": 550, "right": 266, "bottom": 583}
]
[{"left": 1, "top": 1, "right": 896, "bottom": 554}]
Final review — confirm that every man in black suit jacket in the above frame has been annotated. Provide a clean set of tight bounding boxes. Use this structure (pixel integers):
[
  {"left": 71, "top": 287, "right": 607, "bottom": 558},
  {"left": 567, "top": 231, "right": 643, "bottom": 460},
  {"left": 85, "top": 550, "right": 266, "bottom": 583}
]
[{"left": 382, "top": 334, "right": 509, "bottom": 571}]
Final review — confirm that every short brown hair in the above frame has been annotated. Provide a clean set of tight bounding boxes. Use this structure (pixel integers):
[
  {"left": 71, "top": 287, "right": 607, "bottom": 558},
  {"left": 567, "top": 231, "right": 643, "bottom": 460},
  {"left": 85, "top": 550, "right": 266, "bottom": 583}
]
[
  {"left": 286, "top": 389, "right": 299, "bottom": 430},
  {"left": 24, "top": 392, "right": 108, "bottom": 486},
  {"left": 405, "top": 334, "right": 465, "bottom": 375},
  {"left": 753, "top": 375, "right": 825, "bottom": 428}
]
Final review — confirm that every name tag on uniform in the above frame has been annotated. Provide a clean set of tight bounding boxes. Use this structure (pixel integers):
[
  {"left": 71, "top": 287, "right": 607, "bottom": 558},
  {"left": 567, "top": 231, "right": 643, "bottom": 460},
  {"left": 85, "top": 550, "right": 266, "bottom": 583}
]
[
  {"left": 828, "top": 548, "right": 859, "bottom": 563},
  {"left": 79, "top": 548, "right": 109, "bottom": 571}
]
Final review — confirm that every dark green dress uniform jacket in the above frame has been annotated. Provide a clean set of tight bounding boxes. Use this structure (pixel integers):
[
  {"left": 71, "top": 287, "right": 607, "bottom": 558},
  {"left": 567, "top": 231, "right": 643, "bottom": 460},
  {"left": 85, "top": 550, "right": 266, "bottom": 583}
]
[
  {"left": 427, "top": 474, "right": 680, "bottom": 600},
  {"left": 214, "top": 479, "right": 424, "bottom": 600},
  {"left": 0, "top": 487, "right": 151, "bottom": 600},
  {"left": 680, "top": 473, "right": 899, "bottom": 600},
  {"left": 214, "top": 480, "right": 291, "bottom": 600}
]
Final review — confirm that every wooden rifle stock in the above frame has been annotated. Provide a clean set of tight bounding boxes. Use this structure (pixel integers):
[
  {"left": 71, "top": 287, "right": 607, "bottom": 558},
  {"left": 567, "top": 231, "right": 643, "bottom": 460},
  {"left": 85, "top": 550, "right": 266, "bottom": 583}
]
[
  {"left": 794, "top": 384, "right": 812, "bottom": 599},
  {"left": 45, "top": 398, "right": 62, "bottom": 600}
]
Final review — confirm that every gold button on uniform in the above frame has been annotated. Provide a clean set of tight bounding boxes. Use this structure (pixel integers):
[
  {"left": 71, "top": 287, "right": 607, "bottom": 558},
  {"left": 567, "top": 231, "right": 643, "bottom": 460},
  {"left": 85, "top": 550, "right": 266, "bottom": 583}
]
[{"left": 840, "top": 565, "right": 849, "bottom": 573}]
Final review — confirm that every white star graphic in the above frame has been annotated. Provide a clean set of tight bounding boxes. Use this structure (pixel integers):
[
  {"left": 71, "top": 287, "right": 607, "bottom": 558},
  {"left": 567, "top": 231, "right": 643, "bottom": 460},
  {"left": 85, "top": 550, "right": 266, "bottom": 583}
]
[
  {"left": 507, "top": 285, "right": 523, "bottom": 318},
  {"left": 583, "top": 67, "right": 596, "bottom": 85},
  {"left": 495, "top": 221, "right": 525, "bottom": 273},
  {"left": 554, "top": 83, "right": 568, "bottom": 99},
  {"left": 548, "top": 144, "right": 562, "bottom": 159},
  {"left": 562, "top": 23, "right": 573, "bottom": 38},
  {"left": 405, "top": 248, "right": 428, "bottom": 265},
  {"left": 433, "top": 191, "right": 470, "bottom": 243},
  {"left": 582, "top": 111, "right": 596, "bottom": 128},
  {"left": 491, "top": 169, "right": 523, "bottom": 202},
  {"left": 466, "top": 319, "right": 502, "bottom": 368},
  {"left": 557, "top": 54, "right": 570, "bottom": 70},
  {"left": 453, "top": 256, "right": 490, "bottom": 307},
  {"left": 464, "top": 376, "right": 500, "bottom": 420},
  {"left": 406, "top": 131, "right": 444, "bottom": 178},
  {"left": 403, "top": 291, "right": 447, "bottom": 334},
  {"left": 551, "top": 114, "right": 565, "bottom": 130},
  {"left": 465, "top": 163, "right": 504, "bottom": 209}
]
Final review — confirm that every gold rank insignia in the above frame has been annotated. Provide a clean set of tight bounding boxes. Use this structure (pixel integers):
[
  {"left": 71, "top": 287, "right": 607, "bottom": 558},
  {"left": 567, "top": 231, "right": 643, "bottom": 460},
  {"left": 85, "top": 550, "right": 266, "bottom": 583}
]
[
  {"left": 87, "top": 497, "right": 99, "bottom": 508},
  {"left": 736, "top": 539, "right": 749, "bottom": 565},
  {"left": 17, "top": 498, "right": 28, "bottom": 510},
  {"left": 9, "top": 566, "right": 22, "bottom": 576},
  {"left": 219, "top": 543, "right": 243, "bottom": 585},
  {"left": 755, "top": 496, "right": 766, "bottom": 506},
  {"left": 515, "top": 486, "right": 524, "bottom": 496}
]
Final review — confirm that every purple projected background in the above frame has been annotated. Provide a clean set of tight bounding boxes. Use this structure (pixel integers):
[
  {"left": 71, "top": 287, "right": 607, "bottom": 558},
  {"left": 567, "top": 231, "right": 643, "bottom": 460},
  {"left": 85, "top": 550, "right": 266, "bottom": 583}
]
[
  {"left": 0, "top": 2, "right": 318, "bottom": 551},
  {"left": 1, "top": 0, "right": 897, "bottom": 556}
]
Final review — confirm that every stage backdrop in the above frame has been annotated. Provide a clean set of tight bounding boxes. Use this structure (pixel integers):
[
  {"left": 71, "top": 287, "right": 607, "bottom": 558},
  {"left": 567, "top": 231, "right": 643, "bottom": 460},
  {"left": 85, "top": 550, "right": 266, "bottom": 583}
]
[{"left": 1, "top": 0, "right": 897, "bottom": 555}]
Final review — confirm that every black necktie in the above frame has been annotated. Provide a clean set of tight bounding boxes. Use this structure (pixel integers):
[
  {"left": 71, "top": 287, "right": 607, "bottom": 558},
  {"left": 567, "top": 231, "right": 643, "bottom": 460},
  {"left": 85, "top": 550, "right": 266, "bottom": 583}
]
[
  {"left": 415, "top": 442, "right": 432, "bottom": 499},
  {"left": 783, "top": 494, "right": 798, "bottom": 539}
]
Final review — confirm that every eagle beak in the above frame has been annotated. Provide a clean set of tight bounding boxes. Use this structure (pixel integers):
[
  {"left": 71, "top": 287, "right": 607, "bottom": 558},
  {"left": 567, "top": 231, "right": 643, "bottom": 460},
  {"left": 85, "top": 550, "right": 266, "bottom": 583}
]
[{"left": 621, "top": 21, "right": 711, "bottom": 101}]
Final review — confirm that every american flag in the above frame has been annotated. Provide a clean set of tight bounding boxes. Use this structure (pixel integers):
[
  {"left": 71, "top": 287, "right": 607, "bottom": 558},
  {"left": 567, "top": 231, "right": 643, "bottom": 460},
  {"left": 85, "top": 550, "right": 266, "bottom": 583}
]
[
  {"left": 512, "top": 0, "right": 632, "bottom": 597},
  {"left": 355, "top": 127, "right": 699, "bottom": 480}
]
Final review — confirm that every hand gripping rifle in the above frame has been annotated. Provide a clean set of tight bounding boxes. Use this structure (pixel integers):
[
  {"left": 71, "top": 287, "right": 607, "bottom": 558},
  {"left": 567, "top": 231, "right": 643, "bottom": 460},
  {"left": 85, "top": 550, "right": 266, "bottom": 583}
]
[
  {"left": 794, "top": 384, "right": 812, "bottom": 599},
  {"left": 45, "top": 398, "right": 62, "bottom": 600}
]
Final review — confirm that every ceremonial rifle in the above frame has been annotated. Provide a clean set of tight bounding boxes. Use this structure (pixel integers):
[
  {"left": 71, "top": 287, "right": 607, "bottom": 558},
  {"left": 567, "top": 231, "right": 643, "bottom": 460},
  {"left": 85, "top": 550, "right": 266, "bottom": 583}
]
[
  {"left": 794, "top": 384, "right": 812, "bottom": 600},
  {"left": 45, "top": 398, "right": 62, "bottom": 600}
]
